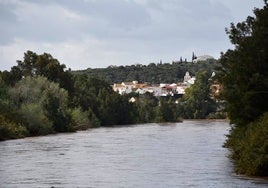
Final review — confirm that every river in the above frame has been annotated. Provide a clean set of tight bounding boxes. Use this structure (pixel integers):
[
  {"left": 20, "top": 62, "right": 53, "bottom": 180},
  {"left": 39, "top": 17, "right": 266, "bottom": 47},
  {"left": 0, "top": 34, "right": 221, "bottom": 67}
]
[{"left": 0, "top": 120, "right": 267, "bottom": 188}]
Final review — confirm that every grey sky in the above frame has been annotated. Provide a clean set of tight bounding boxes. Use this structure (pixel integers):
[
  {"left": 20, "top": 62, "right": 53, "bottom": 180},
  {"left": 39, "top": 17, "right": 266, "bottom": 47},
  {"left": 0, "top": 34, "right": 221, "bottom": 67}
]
[{"left": 0, "top": 0, "right": 265, "bottom": 71}]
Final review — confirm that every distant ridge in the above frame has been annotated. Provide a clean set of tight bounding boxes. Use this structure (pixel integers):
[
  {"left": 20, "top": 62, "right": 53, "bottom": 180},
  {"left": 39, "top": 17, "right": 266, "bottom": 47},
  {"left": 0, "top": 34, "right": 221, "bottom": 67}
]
[{"left": 72, "top": 58, "right": 219, "bottom": 84}]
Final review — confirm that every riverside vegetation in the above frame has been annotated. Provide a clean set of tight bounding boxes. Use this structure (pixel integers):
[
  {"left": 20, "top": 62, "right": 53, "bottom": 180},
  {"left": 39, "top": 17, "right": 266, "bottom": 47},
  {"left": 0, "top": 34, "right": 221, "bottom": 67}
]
[
  {"left": 0, "top": 51, "right": 222, "bottom": 141},
  {"left": 217, "top": 1, "right": 268, "bottom": 176}
]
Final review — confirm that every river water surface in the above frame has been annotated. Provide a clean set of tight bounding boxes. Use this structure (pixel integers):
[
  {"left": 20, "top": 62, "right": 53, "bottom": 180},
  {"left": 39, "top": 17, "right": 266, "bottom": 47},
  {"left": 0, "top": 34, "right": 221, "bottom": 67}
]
[{"left": 0, "top": 120, "right": 267, "bottom": 188}]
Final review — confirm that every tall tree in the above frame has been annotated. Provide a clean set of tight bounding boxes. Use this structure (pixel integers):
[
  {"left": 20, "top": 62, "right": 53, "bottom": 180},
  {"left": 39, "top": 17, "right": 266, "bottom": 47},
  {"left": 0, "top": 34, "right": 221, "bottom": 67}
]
[
  {"left": 218, "top": 1, "right": 268, "bottom": 126},
  {"left": 180, "top": 57, "right": 183, "bottom": 63},
  {"left": 192, "top": 52, "right": 197, "bottom": 62},
  {"left": 219, "top": 1, "right": 268, "bottom": 176},
  {"left": 8, "top": 51, "right": 74, "bottom": 95},
  {"left": 9, "top": 76, "right": 72, "bottom": 134}
]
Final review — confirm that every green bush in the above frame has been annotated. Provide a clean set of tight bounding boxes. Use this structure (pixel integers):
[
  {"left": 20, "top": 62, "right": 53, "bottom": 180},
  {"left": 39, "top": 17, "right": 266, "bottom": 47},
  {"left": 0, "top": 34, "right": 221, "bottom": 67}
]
[
  {"left": 20, "top": 103, "right": 53, "bottom": 135},
  {"left": 225, "top": 112, "right": 268, "bottom": 176},
  {"left": 0, "top": 115, "right": 28, "bottom": 141},
  {"left": 87, "top": 108, "right": 101, "bottom": 128},
  {"left": 70, "top": 107, "right": 91, "bottom": 130}
]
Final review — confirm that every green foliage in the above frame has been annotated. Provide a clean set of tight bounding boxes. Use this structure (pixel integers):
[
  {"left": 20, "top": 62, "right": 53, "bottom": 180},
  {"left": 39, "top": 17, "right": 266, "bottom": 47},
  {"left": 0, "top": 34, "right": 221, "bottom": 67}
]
[
  {"left": 155, "top": 98, "right": 178, "bottom": 122},
  {"left": 69, "top": 107, "right": 91, "bottom": 130},
  {"left": 133, "top": 93, "right": 182, "bottom": 123},
  {"left": 42, "top": 85, "right": 73, "bottom": 132},
  {"left": 218, "top": 4, "right": 268, "bottom": 126},
  {"left": 0, "top": 115, "right": 28, "bottom": 141},
  {"left": 0, "top": 77, "right": 11, "bottom": 115},
  {"left": 72, "top": 74, "right": 112, "bottom": 111},
  {"left": 3, "top": 51, "right": 74, "bottom": 95},
  {"left": 0, "top": 67, "right": 23, "bottom": 86},
  {"left": 72, "top": 74, "right": 138, "bottom": 126},
  {"left": 98, "top": 91, "right": 138, "bottom": 126},
  {"left": 9, "top": 76, "right": 74, "bottom": 134},
  {"left": 9, "top": 76, "right": 47, "bottom": 107},
  {"left": 134, "top": 92, "right": 158, "bottom": 123},
  {"left": 182, "top": 71, "right": 217, "bottom": 119},
  {"left": 0, "top": 49, "right": 220, "bottom": 141},
  {"left": 219, "top": 2, "right": 268, "bottom": 177},
  {"left": 0, "top": 77, "right": 27, "bottom": 129},
  {"left": 73, "top": 59, "right": 219, "bottom": 84},
  {"left": 225, "top": 113, "right": 268, "bottom": 176},
  {"left": 87, "top": 108, "right": 101, "bottom": 128},
  {"left": 20, "top": 103, "right": 53, "bottom": 135}
]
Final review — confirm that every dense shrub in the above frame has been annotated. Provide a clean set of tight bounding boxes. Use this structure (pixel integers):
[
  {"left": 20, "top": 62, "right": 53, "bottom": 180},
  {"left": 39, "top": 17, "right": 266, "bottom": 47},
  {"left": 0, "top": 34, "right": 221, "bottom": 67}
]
[
  {"left": 225, "top": 113, "right": 268, "bottom": 176},
  {"left": 70, "top": 107, "right": 91, "bottom": 130},
  {"left": 20, "top": 103, "right": 53, "bottom": 135},
  {"left": 9, "top": 76, "right": 74, "bottom": 134},
  {"left": 0, "top": 115, "right": 28, "bottom": 141}
]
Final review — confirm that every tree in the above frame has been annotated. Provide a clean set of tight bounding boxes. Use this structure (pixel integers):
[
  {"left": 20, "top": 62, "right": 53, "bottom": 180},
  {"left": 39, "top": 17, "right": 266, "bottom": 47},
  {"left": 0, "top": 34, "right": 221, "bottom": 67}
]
[
  {"left": 182, "top": 71, "right": 216, "bottom": 119},
  {"left": 0, "top": 77, "right": 10, "bottom": 115},
  {"left": 135, "top": 92, "right": 158, "bottom": 123},
  {"left": 219, "top": 1, "right": 268, "bottom": 176},
  {"left": 8, "top": 51, "right": 74, "bottom": 95},
  {"left": 156, "top": 98, "right": 177, "bottom": 122},
  {"left": 180, "top": 57, "right": 183, "bottom": 63},
  {"left": 218, "top": 2, "right": 268, "bottom": 126},
  {"left": 0, "top": 67, "right": 23, "bottom": 86},
  {"left": 42, "top": 90, "right": 73, "bottom": 132},
  {"left": 0, "top": 77, "right": 28, "bottom": 140},
  {"left": 192, "top": 52, "right": 197, "bottom": 62},
  {"left": 75, "top": 58, "right": 220, "bottom": 84},
  {"left": 97, "top": 88, "right": 138, "bottom": 126},
  {"left": 72, "top": 74, "right": 138, "bottom": 126},
  {"left": 9, "top": 76, "right": 73, "bottom": 134},
  {"left": 0, "top": 114, "right": 28, "bottom": 141},
  {"left": 16, "top": 50, "right": 38, "bottom": 76}
]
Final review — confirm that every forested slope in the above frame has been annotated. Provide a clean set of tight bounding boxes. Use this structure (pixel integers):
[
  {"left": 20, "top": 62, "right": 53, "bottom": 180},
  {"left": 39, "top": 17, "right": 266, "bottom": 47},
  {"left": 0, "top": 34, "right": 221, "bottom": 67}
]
[{"left": 73, "top": 59, "right": 219, "bottom": 84}]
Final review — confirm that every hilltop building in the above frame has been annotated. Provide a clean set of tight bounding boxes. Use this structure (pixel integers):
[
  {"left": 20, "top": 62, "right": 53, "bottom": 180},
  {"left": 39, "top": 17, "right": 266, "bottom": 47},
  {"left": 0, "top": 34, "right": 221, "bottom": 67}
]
[{"left": 193, "top": 55, "right": 215, "bottom": 63}]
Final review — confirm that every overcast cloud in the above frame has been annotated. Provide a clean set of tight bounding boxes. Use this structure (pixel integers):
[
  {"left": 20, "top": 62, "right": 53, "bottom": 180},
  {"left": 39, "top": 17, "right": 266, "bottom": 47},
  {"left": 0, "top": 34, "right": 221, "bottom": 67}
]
[{"left": 0, "top": 0, "right": 265, "bottom": 71}]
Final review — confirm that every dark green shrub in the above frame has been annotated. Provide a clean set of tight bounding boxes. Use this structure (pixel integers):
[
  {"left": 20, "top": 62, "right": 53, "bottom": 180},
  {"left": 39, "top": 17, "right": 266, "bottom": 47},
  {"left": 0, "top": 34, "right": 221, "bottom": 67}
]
[
  {"left": 225, "top": 113, "right": 268, "bottom": 176},
  {"left": 0, "top": 115, "right": 28, "bottom": 141},
  {"left": 20, "top": 103, "right": 53, "bottom": 135}
]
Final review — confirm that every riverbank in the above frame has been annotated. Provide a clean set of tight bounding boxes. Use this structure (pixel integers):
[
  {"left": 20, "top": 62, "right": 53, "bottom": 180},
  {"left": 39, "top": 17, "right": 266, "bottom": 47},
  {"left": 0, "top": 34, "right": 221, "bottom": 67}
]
[
  {"left": 0, "top": 118, "right": 228, "bottom": 142},
  {"left": 224, "top": 113, "right": 268, "bottom": 177}
]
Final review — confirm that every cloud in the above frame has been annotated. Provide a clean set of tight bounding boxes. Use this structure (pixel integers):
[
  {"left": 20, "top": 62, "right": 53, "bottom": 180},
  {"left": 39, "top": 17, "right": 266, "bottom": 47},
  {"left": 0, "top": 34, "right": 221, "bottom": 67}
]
[
  {"left": 6, "top": 0, "right": 86, "bottom": 43},
  {"left": 0, "top": 0, "right": 265, "bottom": 71}
]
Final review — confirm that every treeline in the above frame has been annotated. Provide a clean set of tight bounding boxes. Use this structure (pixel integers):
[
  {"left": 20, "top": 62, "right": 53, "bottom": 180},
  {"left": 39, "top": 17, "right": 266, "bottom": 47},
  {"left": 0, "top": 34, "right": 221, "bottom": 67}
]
[
  {"left": 0, "top": 51, "right": 222, "bottom": 141},
  {"left": 218, "top": 1, "right": 268, "bottom": 176},
  {"left": 73, "top": 59, "right": 219, "bottom": 84},
  {"left": 0, "top": 51, "right": 137, "bottom": 140}
]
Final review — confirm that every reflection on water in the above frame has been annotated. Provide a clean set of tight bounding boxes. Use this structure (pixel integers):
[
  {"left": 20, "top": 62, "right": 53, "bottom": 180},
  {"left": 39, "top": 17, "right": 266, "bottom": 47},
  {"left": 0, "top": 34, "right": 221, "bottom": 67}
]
[{"left": 0, "top": 120, "right": 267, "bottom": 188}]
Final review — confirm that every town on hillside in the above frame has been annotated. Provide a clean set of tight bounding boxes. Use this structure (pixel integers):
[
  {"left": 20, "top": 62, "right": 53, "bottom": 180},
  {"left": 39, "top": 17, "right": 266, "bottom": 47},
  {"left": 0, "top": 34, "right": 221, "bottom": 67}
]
[{"left": 113, "top": 71, "right": 220, "bottom": 99}]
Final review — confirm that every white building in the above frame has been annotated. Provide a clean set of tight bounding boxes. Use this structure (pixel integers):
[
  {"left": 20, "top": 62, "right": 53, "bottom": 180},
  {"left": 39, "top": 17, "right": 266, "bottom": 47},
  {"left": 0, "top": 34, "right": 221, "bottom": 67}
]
[
  {"left": 183, "top": 72, "right": 191, "bottom": 83},
  {"left": 193, "top": 55, "right": 214, "bottom": 63}
]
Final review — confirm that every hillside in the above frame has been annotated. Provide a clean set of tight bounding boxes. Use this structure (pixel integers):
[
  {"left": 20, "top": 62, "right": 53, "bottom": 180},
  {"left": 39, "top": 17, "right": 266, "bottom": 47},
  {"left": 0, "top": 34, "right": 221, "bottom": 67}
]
[{"left": 72, "top": 59, "right": 219, "bottom": 84}]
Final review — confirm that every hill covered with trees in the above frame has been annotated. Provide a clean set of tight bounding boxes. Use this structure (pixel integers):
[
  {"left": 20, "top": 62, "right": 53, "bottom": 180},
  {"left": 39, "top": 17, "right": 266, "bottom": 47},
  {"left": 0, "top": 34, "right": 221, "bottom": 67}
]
[{"left": 73, "top": 58, "right": 219, "bottom": 84}]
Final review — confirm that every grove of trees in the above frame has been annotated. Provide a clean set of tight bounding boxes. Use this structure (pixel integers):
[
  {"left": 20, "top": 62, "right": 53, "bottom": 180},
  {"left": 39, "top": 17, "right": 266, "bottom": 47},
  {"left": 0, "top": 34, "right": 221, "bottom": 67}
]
[{"left": 0, "top": 51, "right": 139, "bottom": 140}]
